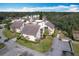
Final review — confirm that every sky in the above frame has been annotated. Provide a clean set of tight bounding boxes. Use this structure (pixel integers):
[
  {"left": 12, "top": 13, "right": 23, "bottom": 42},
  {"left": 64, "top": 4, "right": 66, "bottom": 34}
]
[{"left": 0, "top": 3, "right": 79, "bottom": 12}]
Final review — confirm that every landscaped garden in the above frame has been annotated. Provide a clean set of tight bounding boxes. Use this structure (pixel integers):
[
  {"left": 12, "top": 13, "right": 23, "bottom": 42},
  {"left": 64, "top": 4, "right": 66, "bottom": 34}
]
[{"left": 0, "top": 43, "right": 5, "bottom": 49}]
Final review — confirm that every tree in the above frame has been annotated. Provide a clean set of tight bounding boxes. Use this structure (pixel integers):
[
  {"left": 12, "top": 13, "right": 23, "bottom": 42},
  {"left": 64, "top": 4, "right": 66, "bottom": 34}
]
[
  {"left": 43, "top": 27, "right": 49, "bottom": 38},
  {"left": 39, "top": 12, "right": 43, "bottom": 20},
  {"left": 4, "top": 19, "right": 11, "bottom": 30}
]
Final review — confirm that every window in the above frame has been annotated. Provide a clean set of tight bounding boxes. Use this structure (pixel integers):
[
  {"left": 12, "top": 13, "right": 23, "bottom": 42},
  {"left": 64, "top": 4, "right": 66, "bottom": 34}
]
[{"left": 44, "top": 27, "right": 48, "bottom": 29}]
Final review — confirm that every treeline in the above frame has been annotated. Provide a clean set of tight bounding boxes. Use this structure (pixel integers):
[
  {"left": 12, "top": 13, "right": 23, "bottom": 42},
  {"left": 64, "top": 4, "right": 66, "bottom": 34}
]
[
  {"left": 45, "top": 12, "right": 79, "bottom": 40},
  {"left": 0, "top": 12, "right": 44, "bottom": 17},
  {"left": 0, "top": 12, "right": 41, "bottom": 23},
  {"left": 0, "top": 12, "right": 71, "bottom": 18}
]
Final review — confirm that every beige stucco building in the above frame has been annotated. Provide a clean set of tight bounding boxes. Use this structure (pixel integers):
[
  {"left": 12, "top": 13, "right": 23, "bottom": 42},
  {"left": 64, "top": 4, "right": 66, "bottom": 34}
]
[{"left": 10, "top": 15, "right": 55, "bottom": 41}]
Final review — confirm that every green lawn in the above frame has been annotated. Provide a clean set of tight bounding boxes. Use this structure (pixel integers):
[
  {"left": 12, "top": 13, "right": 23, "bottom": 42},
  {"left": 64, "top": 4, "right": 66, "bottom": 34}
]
[
  {"left": 3, "top": 28, "right": 16, "bottom": 39},
  {"left": 0, "top": 43, "right": 5, "bottom": 49},
  {"left": 72, "top": 42, "right": 79, "bottom": 56},
  {"left": 16, "top": 36, "right": 53, "bottom": 52}
]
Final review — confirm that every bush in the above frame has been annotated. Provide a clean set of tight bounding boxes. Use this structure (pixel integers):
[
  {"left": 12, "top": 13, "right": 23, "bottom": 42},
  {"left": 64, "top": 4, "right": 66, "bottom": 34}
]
[{"left": 0, "top": 43, "right": 5, "bottom": 49}]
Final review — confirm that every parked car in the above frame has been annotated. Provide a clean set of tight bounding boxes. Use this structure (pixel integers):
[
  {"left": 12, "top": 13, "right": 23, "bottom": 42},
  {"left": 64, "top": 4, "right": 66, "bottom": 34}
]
[
  {"left": 0, "top": 36, "right": 1, "bottom": 39},
  {"left": 0, "top": 26, "right": 3, "bottom": 29},
  {"left": 4, "top": 38, "right": 9, "bottom": 42}
]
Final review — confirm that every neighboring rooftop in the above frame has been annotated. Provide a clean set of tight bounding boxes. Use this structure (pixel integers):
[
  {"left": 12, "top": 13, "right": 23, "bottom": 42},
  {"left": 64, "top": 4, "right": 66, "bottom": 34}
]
[
  {"left": 10, "top": 21, "right": 23, "bottom": 30},
  {"left": 45, "top": 21, "right": 55, "bottom": 29}
]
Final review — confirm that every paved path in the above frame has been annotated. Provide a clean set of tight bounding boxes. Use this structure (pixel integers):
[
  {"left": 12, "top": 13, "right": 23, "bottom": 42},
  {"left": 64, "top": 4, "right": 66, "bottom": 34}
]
[{"left": 0, "top": 24, "right": 9, "bottom": 55}]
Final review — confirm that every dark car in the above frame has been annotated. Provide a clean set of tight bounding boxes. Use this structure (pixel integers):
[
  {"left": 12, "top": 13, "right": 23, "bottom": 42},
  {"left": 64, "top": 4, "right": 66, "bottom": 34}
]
[
  {"left": 0, "top": 36, "right": 1, "bottom": 39},
  {"left": 0, "top": 26, "right": 3, "bottom": 29},
  {"left": 4, "top": 38, "right": 9, "bottom": 42}
]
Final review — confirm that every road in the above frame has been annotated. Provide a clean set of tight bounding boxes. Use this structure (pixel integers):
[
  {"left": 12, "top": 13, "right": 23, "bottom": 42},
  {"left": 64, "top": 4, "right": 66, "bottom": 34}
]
[
  {"left": 0, "top": 37, "right": 45, "bottom": 56},
  {"left": 3, "top": 39, "right": 45, "bottom": 56}
]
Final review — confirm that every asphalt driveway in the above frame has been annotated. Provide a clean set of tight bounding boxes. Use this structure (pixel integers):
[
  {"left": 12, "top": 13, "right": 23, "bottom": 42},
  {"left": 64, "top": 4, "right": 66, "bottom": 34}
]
[{"left": 47, "top": 34, "right": 73, "bottom": 56}]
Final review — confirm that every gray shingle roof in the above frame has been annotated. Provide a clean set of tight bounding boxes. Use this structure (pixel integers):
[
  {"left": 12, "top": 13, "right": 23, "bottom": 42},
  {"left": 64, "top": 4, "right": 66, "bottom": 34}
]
[
  {"left": 10, "top": 21, "right": 23, "bottom": 30},
  {"left": 21, "top": 23, "right": 40, "bottom": 36}
]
